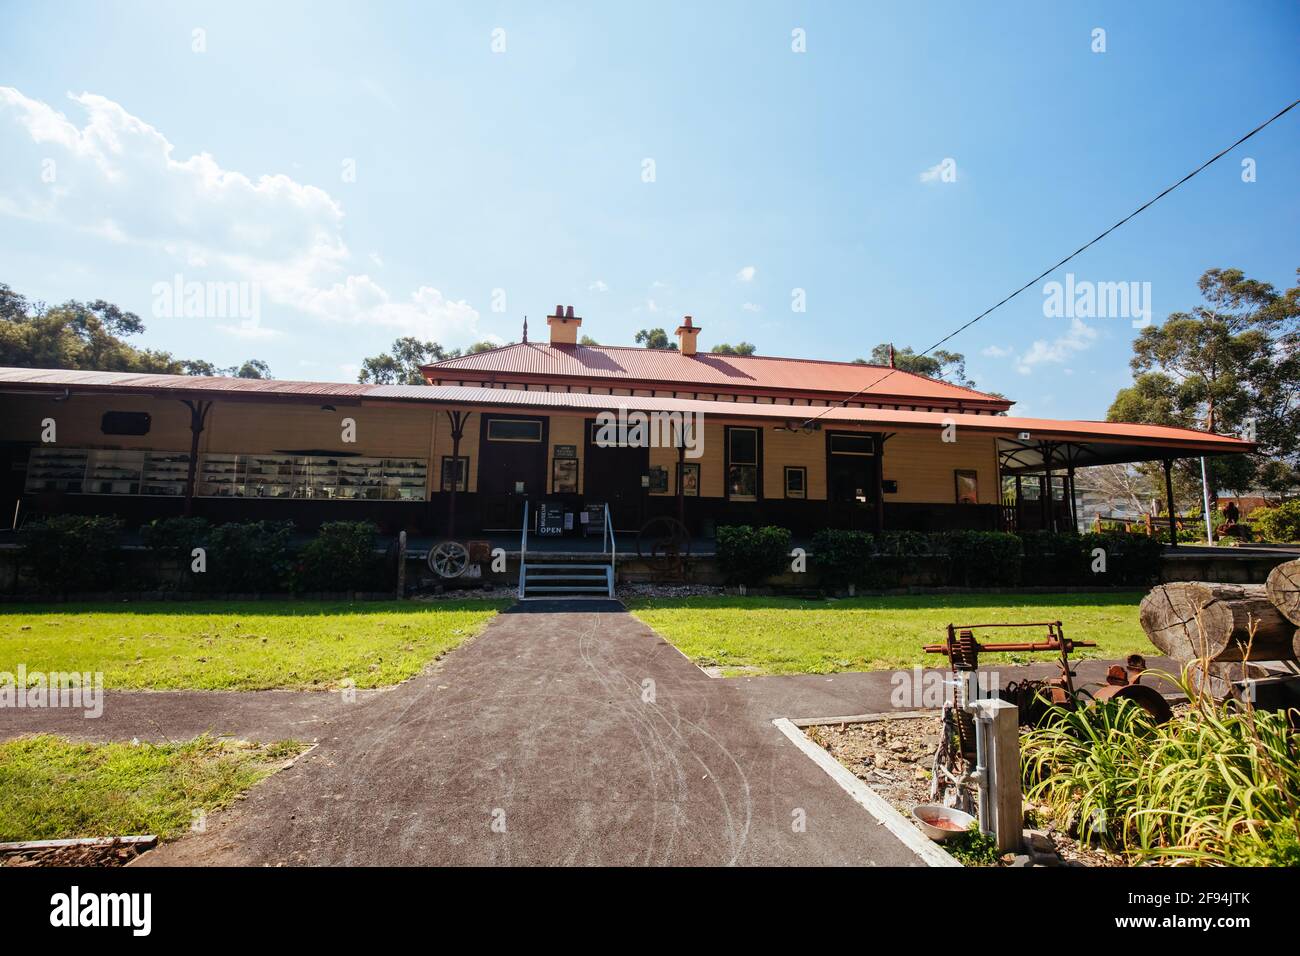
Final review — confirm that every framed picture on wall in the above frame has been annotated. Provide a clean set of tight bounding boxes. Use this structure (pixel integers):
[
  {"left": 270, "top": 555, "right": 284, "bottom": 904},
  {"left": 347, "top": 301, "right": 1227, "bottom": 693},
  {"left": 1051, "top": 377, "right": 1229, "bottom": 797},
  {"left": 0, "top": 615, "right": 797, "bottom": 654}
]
[
  {"left": 552, "top": 457, "right": 578, "bottom": 494},
  {"left": 648, "top": 466, "right": 669, "bottom": 493},
  {"left": 678, "top": 462, "right": 700, "bottom": 496}
]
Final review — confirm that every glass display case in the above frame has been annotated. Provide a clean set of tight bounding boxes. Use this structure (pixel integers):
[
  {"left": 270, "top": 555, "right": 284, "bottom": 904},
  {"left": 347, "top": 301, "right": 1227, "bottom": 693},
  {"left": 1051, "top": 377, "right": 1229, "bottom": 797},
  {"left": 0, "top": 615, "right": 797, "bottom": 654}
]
[
  {"left": 23, "top": 448, "right": 89, "bottom": 493},
  {"left": 22, "top": 447, "right": 428, "bottom": 501},
  {"left": 196, "top": 453, "right": 426, "bottom": 500}
]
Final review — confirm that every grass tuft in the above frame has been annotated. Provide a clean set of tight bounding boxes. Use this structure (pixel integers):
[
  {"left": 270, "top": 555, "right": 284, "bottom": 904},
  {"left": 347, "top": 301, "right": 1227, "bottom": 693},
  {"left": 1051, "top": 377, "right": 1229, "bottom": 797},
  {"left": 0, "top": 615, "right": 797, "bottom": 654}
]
[{"left": 0, "top": 734, "right": 308, "bottom": 842}]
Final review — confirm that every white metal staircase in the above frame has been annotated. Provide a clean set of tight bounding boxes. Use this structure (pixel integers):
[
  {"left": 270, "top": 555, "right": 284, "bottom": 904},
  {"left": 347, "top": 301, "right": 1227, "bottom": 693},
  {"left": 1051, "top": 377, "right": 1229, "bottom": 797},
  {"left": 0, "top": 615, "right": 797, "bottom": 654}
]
[{"left": 517, "top": 501, "right": 616, "bottom": 600}]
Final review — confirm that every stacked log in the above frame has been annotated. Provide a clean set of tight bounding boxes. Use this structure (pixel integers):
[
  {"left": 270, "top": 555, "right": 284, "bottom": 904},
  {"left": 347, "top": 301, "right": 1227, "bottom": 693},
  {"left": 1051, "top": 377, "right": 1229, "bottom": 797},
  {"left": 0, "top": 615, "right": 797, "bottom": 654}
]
[
  {"left": 1138, "top": 577, "right": 1298, "bottom": 664},
  {"left": 1265, "top": 559, "right": 1300, "bottom": 628}
]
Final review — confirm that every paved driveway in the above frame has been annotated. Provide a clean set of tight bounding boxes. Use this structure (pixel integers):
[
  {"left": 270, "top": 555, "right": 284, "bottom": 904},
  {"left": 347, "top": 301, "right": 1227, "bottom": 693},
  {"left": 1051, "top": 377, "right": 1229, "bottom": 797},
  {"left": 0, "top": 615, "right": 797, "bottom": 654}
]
[{"left": 137, "top": 601, "right": 921, "bottom": 866}]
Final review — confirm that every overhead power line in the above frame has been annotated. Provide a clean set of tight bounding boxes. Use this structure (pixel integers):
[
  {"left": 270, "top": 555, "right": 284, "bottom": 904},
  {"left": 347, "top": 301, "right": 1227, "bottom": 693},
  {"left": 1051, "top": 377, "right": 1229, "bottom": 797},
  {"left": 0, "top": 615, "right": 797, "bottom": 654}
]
[{"left": 801, "top": 95, "right": 1300, "bottom": 427}]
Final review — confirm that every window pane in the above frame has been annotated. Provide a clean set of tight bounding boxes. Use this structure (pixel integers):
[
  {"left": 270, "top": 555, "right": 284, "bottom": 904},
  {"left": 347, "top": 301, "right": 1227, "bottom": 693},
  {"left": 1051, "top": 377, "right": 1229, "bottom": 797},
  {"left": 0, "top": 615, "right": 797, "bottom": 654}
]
[
  {"left": 830, "top": 434, "right": 874, "bottom": 456},
  {"left": 955, "top": 471, "right": 978, "bottom": 505},
  {"left": 729, "top": 428, "right": 757, "bottom": 465},
  {"left": 728, "top": 464, "right": 758, "bottom": 499},
  {"left": 785, "top": 467, "right": 805, "bottom": 498},
  {"left": 487, "top": 419, "right": 542, "bottom": 442}
]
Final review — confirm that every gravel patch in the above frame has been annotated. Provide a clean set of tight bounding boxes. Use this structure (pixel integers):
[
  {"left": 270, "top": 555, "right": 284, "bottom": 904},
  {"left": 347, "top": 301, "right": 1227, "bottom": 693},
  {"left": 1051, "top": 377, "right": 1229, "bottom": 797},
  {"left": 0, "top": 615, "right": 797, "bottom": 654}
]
[{"left": 807, "top": 715, "right": 1125, "bottom": 867}]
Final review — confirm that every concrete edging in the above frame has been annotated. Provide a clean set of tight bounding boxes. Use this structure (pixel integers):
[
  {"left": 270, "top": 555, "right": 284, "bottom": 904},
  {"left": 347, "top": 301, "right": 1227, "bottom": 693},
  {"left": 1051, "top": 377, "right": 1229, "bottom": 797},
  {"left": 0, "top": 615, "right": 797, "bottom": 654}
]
[{"left": 772, "top": 716, "right": 961, "bottom": 868}]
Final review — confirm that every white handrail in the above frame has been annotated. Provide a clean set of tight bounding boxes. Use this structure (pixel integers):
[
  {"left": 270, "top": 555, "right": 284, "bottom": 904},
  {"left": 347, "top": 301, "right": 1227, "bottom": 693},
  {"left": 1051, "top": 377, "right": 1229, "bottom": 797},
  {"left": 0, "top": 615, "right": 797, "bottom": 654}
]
[
  {"left": 518, "top": 499, "right": 529, "bottom": 598},
  {"left": 604, "top": 503, "right": 616, "bottom": 597}
]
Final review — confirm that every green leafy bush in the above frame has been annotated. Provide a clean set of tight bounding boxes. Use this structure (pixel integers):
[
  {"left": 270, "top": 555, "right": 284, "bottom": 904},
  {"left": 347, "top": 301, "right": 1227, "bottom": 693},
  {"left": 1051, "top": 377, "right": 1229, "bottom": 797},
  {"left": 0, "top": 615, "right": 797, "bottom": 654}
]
[
  {"left": 295, "top": 521, "right": 385, "bottom": 592},
  {"left": 938, "top": 531, "right": 1022, "bottom": 587},
  {"left": 810, "top": 529, "right": 874, "bottom": 589},
  {"left": 20, "top": 514, "right": 125, "bottom": 593},
  {"left": 1020, "top": 531, "right": 1162, "bottom": 587},
  {"left": 140, "top": 516, "right": 211, "bottom": 588},
  {"left": 205, "top": 520, "right": 295, "bottom": 592},
  {"left": 1250, "top": 500, "right": 1300, "bottom": 543},
  {"left": 715, "top": 525, "right": 792, "bottom": 587},
  {"left": 1022, "top": 687, "right": 1300, "bottom": 866}
]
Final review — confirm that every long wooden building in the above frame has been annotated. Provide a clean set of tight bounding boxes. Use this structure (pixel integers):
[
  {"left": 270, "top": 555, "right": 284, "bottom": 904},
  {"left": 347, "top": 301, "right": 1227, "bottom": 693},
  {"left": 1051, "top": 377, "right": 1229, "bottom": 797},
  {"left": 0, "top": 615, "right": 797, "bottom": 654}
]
[{"left": 0, "top": 305, "right": 1253, "bottom": 540}]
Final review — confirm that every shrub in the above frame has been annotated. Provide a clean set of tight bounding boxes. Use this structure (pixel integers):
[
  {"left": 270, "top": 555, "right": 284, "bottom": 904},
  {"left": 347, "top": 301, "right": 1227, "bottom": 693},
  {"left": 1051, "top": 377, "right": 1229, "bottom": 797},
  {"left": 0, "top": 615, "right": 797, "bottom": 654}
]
[
  {"left": 295, "top": 521, "right": 385, "bottom": 592},
  {"left": 204, "top": 520, "right": 295, "bottom": 592},
  {"left": 1022, "top": 687, "right": 1300, "bottom": 866},
  {"left": 1251, "top": 500, "right": 1300, "bottom": 543},
  {"left": 715, "top": 525, "right": 792, "bottom": 587},
  {"left": 810, "top": 529, "right": 873, "bottom": 589},
  {"left": 938, "top": 531, "right": 1022, "bottom": 587},
  {"left": 140, "top": 516, "right": 211, "bottom": 588},
  {"left": 20, "top": 514, "right": 125, "bottom": 593},
  {"left": 1019, "top": 531, "right": 1163, "bottom": 587}
]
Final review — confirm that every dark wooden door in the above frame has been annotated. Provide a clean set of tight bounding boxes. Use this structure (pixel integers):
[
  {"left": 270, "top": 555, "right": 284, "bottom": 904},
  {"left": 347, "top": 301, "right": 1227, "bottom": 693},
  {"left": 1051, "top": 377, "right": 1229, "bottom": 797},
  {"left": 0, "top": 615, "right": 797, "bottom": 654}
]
[
  {"left": 826, "top": 432, "right": 875, "bottom": 531},
  {"left": 584, "top": 419, "right": 648, "bottom": 532},
  {"left": 477, "top": 415, "right": 548, "bottom": 530}
]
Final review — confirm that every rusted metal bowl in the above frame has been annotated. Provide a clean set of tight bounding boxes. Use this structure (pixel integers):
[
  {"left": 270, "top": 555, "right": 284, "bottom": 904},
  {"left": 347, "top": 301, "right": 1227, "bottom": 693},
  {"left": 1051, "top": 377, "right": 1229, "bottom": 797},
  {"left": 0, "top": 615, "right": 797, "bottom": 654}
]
[{"left": 912, "top": 804, "right": 976, "bottom": 842}]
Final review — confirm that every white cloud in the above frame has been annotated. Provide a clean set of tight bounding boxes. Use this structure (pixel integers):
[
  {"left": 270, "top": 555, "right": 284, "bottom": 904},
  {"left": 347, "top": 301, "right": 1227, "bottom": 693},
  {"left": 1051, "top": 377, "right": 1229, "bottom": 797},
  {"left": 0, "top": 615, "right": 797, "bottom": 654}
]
[
  {"left": 588, "top": 279, "right": 609, "bottom": 293},
  {"left": 736, "top": 265, "right": 756, "bottom": 282},
  {"left": 1015, "top": 318, "right": 1098, "bottom": 374},
  {"left": 0, "top": 86, "right": 479, "bottom": 341},
  {"left": 368, "top": 251, "right": 384, "bottom": 267},
  {"left": 646, "top": 298, "right": 661, "bottom": 313},
  {"left": 741, "top": 302, "right": 761, "bottom": 313},
  {"left": 981, "top": 344, "right": 1012, "bottom": 358}
]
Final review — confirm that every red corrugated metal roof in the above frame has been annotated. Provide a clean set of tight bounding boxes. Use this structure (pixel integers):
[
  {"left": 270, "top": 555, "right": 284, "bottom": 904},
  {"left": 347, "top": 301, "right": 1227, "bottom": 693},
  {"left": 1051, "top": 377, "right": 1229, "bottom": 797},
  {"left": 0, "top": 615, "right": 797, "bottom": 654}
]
[
  {"left": 0, "top": 366, "right": 1252, "bottom": 456},
  {"left": 423, "top": 343, "right": 1010, "bottom": 407}
]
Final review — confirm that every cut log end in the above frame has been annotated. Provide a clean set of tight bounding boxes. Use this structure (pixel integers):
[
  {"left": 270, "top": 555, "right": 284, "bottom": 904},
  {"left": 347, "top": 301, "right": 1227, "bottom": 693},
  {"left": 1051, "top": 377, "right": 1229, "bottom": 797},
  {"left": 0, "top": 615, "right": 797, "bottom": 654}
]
[
  {"left": 1139, "top": 582, "right": 1296, "bottom": 664},
  {"left": 1265, "top": 559, "right": 1300, "bottom": 626}
]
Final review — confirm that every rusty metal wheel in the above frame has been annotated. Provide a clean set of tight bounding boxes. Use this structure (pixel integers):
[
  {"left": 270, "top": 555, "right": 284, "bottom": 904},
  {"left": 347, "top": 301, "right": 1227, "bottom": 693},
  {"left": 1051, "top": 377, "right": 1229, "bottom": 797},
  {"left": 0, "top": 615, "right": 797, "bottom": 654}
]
[{"left": 428, "top": 540, "right": 469, "bottom": 578}]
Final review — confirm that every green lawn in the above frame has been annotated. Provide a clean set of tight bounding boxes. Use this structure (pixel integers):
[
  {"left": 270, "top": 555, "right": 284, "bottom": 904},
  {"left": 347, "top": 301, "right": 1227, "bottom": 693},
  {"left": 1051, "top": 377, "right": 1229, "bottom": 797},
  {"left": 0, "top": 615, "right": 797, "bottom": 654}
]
[
  {"left": 627, "top": 592, "right": 1149, "bottom": 676},
  {"left": 0, "top": 734, "right": 307, "bottom": 842},
  {"left": 0, "top": 600, "right": 509, "bottom": 690}
]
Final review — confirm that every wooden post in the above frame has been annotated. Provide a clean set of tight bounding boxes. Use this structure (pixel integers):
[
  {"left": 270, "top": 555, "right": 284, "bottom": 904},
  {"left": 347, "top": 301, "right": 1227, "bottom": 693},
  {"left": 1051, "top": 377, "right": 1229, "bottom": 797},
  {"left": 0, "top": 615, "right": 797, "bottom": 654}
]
[
  {"left": 1067, "top": 465, "right": 1078, "bottom": 532},
  {"left": 1163, "top": 459, "right": 1177, "bottom": 548},
  {"left": 969, "top": 697, "right": 1022, "bottom": 854},
  {"left": 873, "top": 433, "right": 888, "bottom": 535},
  {"left": 396, "top": 530, "right": 407, "bottom": 599},
  {"left": 445, "top": 410, "right": 468, "bottom": 539},
  {"left": 180, "top": 400, "right": 212, "bottom": 517}
]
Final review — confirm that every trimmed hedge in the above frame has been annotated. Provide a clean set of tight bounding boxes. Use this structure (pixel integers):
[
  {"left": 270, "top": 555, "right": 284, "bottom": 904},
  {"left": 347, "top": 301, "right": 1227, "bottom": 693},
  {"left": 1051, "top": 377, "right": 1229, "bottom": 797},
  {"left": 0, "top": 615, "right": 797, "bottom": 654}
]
[
  {"left": 20, "top": 515, "right": 125, "bottom": 593},
  {"left": 205, "top": 520, "right": 296, "bottom": 592},
  {"left": 141, "top": 516, "right": 212, "bottom": 588},
  {"left": 811, "top": 528, "right": 1163, "bottom": 591},
  {"left": 716, "top": 525, "right": 793, "bottom": 586},
  {"left": 294, "top": 521, "right": 385, "bottom": 592}
]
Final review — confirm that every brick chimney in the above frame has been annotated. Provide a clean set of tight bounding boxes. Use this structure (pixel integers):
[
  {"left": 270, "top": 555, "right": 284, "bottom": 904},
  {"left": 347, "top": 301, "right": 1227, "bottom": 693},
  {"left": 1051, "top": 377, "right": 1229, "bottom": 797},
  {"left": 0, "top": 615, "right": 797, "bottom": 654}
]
[
  {"left": 675, "top": 315, "right": 701, "bottom": 356},
  {"left": 547, "top": 304, "right": 582, "bottom": 346}
]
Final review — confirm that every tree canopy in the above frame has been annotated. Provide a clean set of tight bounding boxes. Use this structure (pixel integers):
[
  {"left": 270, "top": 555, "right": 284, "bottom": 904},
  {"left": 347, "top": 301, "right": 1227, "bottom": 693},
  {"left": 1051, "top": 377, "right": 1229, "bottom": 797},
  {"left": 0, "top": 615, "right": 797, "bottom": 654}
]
[
  {"left": 855, "top": 344, "right": 975, "bottom": 388},
  {"left": 0, "top": 282, "right": 272, "bottom": 378},
  {"left": 634, "top": 328, "right": 677, "bottom": 350},
  {"left": 356, "top": 337, "right": 505, "bottom": 385},
  {"left": 1106, "top": 266, "right": 1300, "bottom": 497},
  {"left": 711, "top": 342, "right": 757, "bottom": 356}
]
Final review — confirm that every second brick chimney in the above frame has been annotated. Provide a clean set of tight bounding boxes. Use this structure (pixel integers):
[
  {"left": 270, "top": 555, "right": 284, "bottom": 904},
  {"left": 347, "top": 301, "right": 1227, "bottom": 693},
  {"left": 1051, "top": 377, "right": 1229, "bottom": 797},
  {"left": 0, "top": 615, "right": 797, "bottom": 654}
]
[
  {"left": 675, "top": 315, "right": 701, "bottom": 355},
  {"left": 547, "top": 304, "right": 582, "bottom": 346}
]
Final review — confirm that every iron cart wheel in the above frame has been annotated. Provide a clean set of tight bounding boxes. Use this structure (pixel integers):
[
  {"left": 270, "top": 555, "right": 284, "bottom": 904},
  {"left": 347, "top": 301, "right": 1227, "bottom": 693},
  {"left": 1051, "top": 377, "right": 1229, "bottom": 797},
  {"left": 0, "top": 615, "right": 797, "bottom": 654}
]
[
  {"left": 635, "top": 517, "right": 692, "bottom": 575},
  {"left": 428, "top": 540, "right": 470, "bottom": 579}
]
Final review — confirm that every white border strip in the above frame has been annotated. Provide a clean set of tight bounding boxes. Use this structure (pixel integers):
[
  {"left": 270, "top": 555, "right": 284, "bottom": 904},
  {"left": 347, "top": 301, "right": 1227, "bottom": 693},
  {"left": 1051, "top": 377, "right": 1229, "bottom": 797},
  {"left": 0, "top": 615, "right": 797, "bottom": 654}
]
[{"left": 773, "top": 717, "right": 961, "bottom": 867}]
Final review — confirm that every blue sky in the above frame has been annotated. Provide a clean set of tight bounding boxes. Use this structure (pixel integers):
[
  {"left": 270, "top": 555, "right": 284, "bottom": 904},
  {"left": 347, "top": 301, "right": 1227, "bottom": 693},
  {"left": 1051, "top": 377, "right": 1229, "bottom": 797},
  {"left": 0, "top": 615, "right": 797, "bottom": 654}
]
[{"left": 1, "top": 0, "right": 1297, "bottom": 419}]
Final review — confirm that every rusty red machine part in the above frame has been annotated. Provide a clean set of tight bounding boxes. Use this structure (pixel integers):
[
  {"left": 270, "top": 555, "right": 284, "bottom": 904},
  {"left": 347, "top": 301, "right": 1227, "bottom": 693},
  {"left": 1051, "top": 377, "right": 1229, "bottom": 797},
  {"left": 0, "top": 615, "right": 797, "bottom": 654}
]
[
  {"left": 923, "top": 622, "right": 1172, "bottom": 726},
  {"left": 1092, "top": 654, "right": 1174, "bottom": 723}
]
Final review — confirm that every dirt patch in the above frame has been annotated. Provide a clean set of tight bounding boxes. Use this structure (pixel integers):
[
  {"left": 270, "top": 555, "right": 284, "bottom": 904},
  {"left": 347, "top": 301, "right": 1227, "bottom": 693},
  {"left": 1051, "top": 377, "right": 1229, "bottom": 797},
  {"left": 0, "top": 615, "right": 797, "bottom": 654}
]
[{"left": 806, "top": 715, "right": 1125, "bottom": 867}]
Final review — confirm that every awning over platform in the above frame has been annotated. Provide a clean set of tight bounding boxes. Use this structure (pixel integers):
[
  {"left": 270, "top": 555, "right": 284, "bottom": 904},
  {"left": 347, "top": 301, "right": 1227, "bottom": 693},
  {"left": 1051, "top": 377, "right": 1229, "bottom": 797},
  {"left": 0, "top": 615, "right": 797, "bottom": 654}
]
[{"left": 0, "top": 366, "right": 1254, "bottom": 466}]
